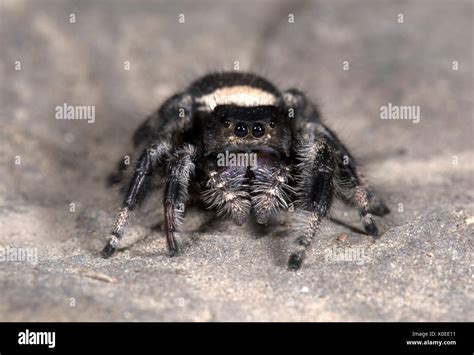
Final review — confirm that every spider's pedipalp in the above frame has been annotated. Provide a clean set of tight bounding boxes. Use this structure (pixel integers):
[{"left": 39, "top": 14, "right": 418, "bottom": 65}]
[
  {"left": 201, "top": 167, "right": 251, "bottom": 225},
  {"left": 251, "top": 165, "right": 294, "bottom": 225}
]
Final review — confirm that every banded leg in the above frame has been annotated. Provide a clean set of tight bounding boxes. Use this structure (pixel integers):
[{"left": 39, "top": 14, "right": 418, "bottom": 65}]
[
  {"left": 283, "top": 88, "right": 389, "bottom": 228},
  {"left": 101, "top": 141, "right": 171, "bottom": 258},
  {"left": 289, "top": 138, "right": 335, "bottom": 270},
  {"left": 313, "top": 124, "right": 388, "bottom": 236},
  {"left": 319, "top": 124, "right": 389, "bottom": 217},
  {"left": 298, "top": 121, "right": 388, "bottom": 236},
  {"left": 163, "top": 145, "right": 196, "bottom": 256}
]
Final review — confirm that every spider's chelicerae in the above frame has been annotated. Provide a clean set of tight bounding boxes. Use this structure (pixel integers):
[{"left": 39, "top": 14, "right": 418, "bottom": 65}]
[{"left": 102, "top": 72, "right": 390, "bottom": 270}]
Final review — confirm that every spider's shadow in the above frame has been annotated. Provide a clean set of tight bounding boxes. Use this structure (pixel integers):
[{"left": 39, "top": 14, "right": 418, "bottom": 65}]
[{"left": 328, "top": 216, "right": 367, "bottom": 235}]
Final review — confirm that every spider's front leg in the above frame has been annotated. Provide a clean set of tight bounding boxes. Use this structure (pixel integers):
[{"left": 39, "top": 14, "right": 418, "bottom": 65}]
[
  {"left": 289, "top": 137, "right": 336, "bottom": 270},
  {"left": 283, "top": 88, "right": 389, "bottom": 236},
  {"left": 317, "top": 125, "right": 390, "bottom": 229},
  {"left": 101, "top": 141, "right": 171, "bottom": 258},
  {"left": 163, "top": 145, "right": 196, "bottom": 256}
]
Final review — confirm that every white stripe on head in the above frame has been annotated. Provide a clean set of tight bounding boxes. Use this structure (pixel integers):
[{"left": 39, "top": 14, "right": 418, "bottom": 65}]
[{"left": 197, "top": 85, "right": 277, "bottom": 110}]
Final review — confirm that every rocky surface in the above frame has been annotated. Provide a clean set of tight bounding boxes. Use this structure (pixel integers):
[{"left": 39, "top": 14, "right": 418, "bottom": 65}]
[{"left": 0, "top": 0, "right": 472, "bottom": 321}]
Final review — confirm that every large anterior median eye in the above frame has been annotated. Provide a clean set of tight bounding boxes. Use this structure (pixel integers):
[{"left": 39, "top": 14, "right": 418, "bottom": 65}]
[
  {"left": 252, "top": 122, "right": 265, "bottom": 138},
  {"left": 234, "top": 122, "right": 248, "bottom": 137}
]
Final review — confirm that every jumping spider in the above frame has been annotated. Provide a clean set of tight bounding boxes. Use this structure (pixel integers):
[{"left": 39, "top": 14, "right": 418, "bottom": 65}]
[{"left": 102, "top": 72, "right": 390, "bottom": 270}]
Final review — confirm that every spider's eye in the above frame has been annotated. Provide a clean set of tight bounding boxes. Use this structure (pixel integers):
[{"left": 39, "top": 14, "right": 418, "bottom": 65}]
[
  {"left": 222, "top": 119, "right": 231, "bottom": 128},
  {"left": 269, "top": 120, "right": 276, "bottom": 128},
  {"left": 234, "top": 122, "right": 248, "bottom": 137},
  {"left": 252, "top": 122, "right": 265, "bottom": 138}
]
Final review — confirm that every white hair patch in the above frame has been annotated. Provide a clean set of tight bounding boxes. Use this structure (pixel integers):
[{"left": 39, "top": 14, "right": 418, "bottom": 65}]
[{"left": 197, "top": 85, "right": 277, "bottom": 110}]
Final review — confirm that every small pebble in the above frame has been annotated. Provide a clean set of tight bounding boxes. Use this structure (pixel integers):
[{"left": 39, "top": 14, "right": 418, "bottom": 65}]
[{"left": 336, "top": 233, "right": 348, "bottom": 242}]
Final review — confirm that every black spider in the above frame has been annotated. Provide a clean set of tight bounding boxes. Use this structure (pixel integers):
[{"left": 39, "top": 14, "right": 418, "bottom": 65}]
[{"left": 102, "top": 72, "right": 390, "bottom": 270}]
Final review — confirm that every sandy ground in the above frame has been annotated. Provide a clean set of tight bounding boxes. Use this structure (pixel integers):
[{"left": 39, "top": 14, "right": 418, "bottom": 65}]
[{"left": 0, "top": 0, "right": 473, "bottom": 321}]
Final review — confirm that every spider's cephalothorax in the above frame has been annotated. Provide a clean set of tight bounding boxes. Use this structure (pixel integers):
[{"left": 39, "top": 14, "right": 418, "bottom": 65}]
[{"left": 102, "top": 72, "right": 390, "bottom": 270}]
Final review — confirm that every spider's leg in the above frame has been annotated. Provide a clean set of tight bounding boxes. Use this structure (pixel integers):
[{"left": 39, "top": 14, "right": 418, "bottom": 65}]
[
  {"left": 106, "top": 92, "right": 194, "bottom": 188},
  {"left": 102, "top": 91, "right": 196, "bottom": 258},
  {"left": 201, "top": 166, "right": 251, "bottom": 225},
  {"left": 289, "top": 137, "right": 335, "bottom": 270},
  {"left": 251, "top": 165, "right": 294, "bottom": 225},
  {"left": 321, "top": 124, "right": 389, "bottom": 215},
  {"left": 101, "top": 141, "right": 171, "bottom": 258},
  {"left": 312, "top": 124, "right": 389, "bottom": 236},
  {"left": 283, "top": 88, "right": 389, "bottom": 222},
  {"left": 162, "top": 145, "right": 196, "bottom": 256}
]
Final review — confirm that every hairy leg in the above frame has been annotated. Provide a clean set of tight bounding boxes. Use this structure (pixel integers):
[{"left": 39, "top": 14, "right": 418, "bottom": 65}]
[
  {"left": 311, "top": 124, "right": 389, "bottom": 236},
  {"left": 289, "top": 137, "right": 335, "bottom": 270},
  {"left": 282, "top": 88, "right": 389, "bottom": 225},
  {"left": 296, "top": 119, "right": 388, "bottom": 236},
  {"left": 102, "top": 91, "right": 196, "bottom": 257},
  {"left": 163, "top": 145, "right": 196, "bottom": 256},
  {"left": 317, "top": 124, "right": 389, "bottom": 217},
  {"left": 101, "top": 141, "right": 171, "bottom": 258}
]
